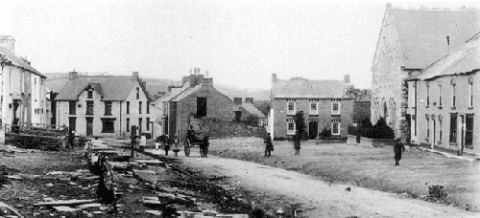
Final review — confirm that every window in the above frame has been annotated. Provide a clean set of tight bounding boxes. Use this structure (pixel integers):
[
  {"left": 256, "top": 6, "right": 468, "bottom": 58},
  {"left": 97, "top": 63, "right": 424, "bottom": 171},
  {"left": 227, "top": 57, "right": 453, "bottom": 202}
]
[
  {"left": 449, "top": 113, "right": 457, "bottom": 144},
  {"left": 309, "top": 101, "right": 318, "bottom": 115},
  {"left": 136, "top": 87, "right": 140, "bottom": 99},
  {"left": 287, "top": 120, "right": 296, "bottom": 135},
  {"left": 86, "top": 101, "right": 94, "bottom": 115},
  {"left": 68, "top": 117, "right": 76, "bottom": 131},
  {"left": 126, "top": 101, "right": 130, "bottom": 114},
  {"left": 104, "top": 101, "right": 112, "bottom": 115},
  {"left": 426, "top": 84, "right": 430, "bottom": 107},
  {"left": 88, "top": 90, "right": 93, "bottom": 99},
  {"left": 126, "top": 118, "right": 130, "bottom": 132},
  {"left": 465, "top": 114, "right": 474, "bottom": 149},
  {"left": 138, "top": 118, "right": 143, "bottom": 131},
  {"left": 468, "top": 80, "right": 473, "bottom": 108},
  {"left": 331, "top": 121, "right": 340, "bottom": 135},
  {"left": 146, "top": 117, "right": 150, "bottom": 131},
  {"left": 197, "top": 97, "right": 207, "bottom": 117},
  {"left": 452, "top": 84, "right": 456, "bottom": 108},
  {"left": 438, "top": 84, "right": 442, "bottom": 107},
  {"left": 287, "top": 100, "right": 296, "bottom": 115},
  {"left": 438, "top": 119, "right": 442, "bottom": 144},
  {"left": 101, "top": 118, "right": 115, "bottom": 133},
  {"left": 69, "top": 101, "right": 76, "bottom": 115},
  {"left": 331, "top": 100, "right": 341, "bottom": 115},
  {"left": 139, "top": 101, "right": 142, "bottom": 114},
  {"left": 147, "top": 102, "right": 150, "bottom": 114},
  {"left": 426, "top": 117, "right": 430, "bottom": 142}
]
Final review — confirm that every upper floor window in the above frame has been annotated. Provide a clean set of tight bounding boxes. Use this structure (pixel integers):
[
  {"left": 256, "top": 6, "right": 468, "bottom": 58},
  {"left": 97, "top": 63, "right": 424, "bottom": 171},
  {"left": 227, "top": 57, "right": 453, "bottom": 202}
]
[
  {"left": 147, "top": 102, "right": 150, "bottom": 114},
  {"left": 86, "top": 101, "right": 94, "bottom": 115},
  {"left": 438, "top": 83, "right": 442, "bottom": 108},
  {"left": 451, "top": 80, "right": 456, "bottom": 108},
  {"left": 69, "top": 101, "right": 76, "bottom": 115},
  {"left": 136, "top": 87, "right": 140, "bottom": 99},
  {"left": 88, "top": 90, "right": 93, "bottom": 99},
  {"left": 331, "top": 99, "right": 341, "bottom": 115},
  {"left": 309, "top": 100, "right": 318, "bottom": 115},
  {"left": 426, "top": 83, "right": 430, "bottom": 107},
  {"left": 468, "top": 78, "right": 473, "bottom": 108},
  {"left": 104, "top": 101, "right": 112, "bottom": 115},
  {"left": 126, "top": 101, "right": 130, "bottom": 114},
  {"left": 287, "top": 100, "right": 296, "bottom": 115},
  {"left": 139, "top": 101, "right": 142, "bottom": 114}
]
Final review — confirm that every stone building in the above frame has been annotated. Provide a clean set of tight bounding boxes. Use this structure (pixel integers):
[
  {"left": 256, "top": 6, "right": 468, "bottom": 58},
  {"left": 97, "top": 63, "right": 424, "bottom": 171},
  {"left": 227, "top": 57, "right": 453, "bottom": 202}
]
[
  {"left": 55, "top": 72, "right": 152, "bottom": 137},
  {"left": 370, "top": 5, "right": 480, "bottom": 140},
  {"left": 406, "top": 34, "right": 480, "bottom": 155},
  {"left": 232, "top": 97, "right": 266, "bottom": 127},
  {"left": 268, "top": 74, "right": 353, "bottom": 140},
  {"left": 152, "top": 70, "right": 234, "bottom": 142},
  {"left": 0, "top": 35, "right": 48, "bottom": 128}
]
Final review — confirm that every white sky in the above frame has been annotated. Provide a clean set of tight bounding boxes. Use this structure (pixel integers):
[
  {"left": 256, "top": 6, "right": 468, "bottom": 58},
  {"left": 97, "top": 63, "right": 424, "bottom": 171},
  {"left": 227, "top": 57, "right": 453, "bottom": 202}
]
[{"left": 0, "top": 0, "right": 477, "bottom": 90}]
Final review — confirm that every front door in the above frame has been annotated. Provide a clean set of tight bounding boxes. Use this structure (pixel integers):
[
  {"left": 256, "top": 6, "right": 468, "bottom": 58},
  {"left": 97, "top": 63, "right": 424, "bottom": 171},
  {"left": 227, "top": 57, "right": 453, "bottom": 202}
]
[
  {"left": 308, "top": 122, "right": 318, "bottom": 139},
  {"left": 405, "top": 114, "right": 411, "bottom": 144},
  {"left": 86, "top": 118, "right": 93, "bottom": 136},
  {"left": 431, "top": 119, "right": 436, "bottom": 149}
]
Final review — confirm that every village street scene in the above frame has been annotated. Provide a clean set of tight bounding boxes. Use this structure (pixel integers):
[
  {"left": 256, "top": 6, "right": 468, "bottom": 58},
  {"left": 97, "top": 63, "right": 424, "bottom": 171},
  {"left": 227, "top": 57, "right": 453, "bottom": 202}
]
[{"left": 0, "top": 0, "right": 479, "bottom": 217}]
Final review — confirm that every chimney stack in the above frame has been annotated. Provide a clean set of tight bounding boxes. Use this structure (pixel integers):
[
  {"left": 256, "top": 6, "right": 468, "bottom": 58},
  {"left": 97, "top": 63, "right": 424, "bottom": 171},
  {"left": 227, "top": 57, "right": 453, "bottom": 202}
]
[
  {"left": 344, "top": 74, "right": 351, "bottom": 84},
  {"left": 245, "top": 97, "right": 254, "bottom": 103},
  {"left": 69, "top": 71, "right": 78, "bottom": 80},
  {"left": 272, "top": 73, "right": 277, "bottom": 83},
  {"left": 132, "top": 71, "right": 139, "bottom": 80},
  {"left": 0, "top": 35, "right": 15, "bottom": 54},
  {"left": 233, "top": 97, "right": 242, "bottom": 105}
]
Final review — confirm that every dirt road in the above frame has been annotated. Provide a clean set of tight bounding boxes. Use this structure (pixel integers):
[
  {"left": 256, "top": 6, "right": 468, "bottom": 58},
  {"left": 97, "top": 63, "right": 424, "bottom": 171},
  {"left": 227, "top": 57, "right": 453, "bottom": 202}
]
[{"left": 146, "top": 149, "right": 479, "bottom": 218}]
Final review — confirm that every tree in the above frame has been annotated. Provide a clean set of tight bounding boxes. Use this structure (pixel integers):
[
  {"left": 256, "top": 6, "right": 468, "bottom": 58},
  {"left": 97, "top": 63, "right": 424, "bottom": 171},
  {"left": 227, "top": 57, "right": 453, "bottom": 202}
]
[
  {"left": 294, "top": 111, "right": 306, "bottom": 139},
  {"left": 345, "top": 86, "right": 371, "bottom": 101}
]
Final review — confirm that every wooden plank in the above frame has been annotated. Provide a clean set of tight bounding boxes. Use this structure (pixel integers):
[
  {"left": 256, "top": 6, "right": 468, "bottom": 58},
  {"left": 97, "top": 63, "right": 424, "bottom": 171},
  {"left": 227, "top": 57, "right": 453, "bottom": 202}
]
[{"left": 34, "top": 199, "right": 97, "bottom": 206}]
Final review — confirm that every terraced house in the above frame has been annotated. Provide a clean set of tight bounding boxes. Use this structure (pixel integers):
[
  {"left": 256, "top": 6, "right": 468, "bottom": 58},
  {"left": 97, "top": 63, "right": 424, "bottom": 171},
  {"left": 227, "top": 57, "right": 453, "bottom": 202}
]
[
  {"left": 55, "top": 71, "right": 152, "bottom": 137},
  {"left": 406, "top": 34, "right": 480, "bottom": 155},
  {"left": 268, "top": 74, "right": 353, "bottom": 140},
  {"left": 0, "top": 35, "right": 48, "bottom": 128},
  {"left": 370, "top": 5, "right": 480, "bottom": 141}
]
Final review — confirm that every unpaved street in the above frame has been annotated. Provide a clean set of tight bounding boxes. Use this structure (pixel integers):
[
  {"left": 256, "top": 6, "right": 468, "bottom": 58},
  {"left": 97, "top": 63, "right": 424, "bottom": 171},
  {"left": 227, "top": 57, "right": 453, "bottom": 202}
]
[{"left": 147, "top": 149, "right": 479, "bottom": 218}]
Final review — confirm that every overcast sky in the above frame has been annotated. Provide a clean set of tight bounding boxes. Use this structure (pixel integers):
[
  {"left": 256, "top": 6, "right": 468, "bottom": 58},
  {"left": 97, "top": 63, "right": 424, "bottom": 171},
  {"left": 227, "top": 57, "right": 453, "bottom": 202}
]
[{"left": 0, "top": 0, "right": 477, "bottom": 90}]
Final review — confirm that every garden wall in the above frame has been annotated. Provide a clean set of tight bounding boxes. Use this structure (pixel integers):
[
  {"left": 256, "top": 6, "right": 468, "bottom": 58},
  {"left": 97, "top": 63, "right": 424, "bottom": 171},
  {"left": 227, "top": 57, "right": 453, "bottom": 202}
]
[{"left": 190, "top": 117, "right": 266, "bottom": 139}]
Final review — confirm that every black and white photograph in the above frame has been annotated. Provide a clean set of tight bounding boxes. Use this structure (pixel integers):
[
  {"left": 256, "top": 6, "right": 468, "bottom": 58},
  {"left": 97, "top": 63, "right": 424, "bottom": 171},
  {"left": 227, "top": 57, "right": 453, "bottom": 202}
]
[{"left": 0, "top": 0, "right": 479, "bottom": 217}]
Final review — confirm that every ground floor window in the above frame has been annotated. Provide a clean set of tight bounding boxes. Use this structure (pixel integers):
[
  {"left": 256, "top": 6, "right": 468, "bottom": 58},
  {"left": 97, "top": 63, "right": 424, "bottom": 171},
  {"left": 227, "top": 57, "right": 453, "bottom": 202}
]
[
  {"left": 101, "top": 118, "right": 115, "bottom": 133},
  {"left": 331, "top": 122, "right": 340, "bottom": 135},
  {"left": 466, "top": 114, "right": 474, "bottom": 149},
  {"left": 146, "top": 117, "right": 150, "bottom": 131},
  {"left": 449, "top": 113, "right": 457, "bottom": 144},
  {"left": 287, "top": 120, "right": 295, "bottom": 135},
  {"left": 68, "top": 117, "right": 76, "bottom": 131},
  {"left": 126, "top": 118, "right": 130, "bottom": 132}
]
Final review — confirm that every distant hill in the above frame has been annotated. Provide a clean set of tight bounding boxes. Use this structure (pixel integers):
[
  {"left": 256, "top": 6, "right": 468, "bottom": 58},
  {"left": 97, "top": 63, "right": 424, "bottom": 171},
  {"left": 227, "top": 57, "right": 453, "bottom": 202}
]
[{"left": 44, "top": 73, "right": 270, "bottom": 101}]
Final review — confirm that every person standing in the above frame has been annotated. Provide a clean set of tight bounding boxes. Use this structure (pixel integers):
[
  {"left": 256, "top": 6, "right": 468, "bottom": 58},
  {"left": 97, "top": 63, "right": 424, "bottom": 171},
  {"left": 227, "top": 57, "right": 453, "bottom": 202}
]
[
  {"left": 293, "top": 132, "right": 301, "bottom": 155},
  {"left": 264, "top": 133, "right": 274, "bottom": 157},
  {"left": 356, "top": 123, "right": 361, "bottom": 144},
  {"left": 68, "top": 128, "right": 76, "bottom": 148},
  {"left": 394, "top": 138, "right": 405, "bottom": 166}
]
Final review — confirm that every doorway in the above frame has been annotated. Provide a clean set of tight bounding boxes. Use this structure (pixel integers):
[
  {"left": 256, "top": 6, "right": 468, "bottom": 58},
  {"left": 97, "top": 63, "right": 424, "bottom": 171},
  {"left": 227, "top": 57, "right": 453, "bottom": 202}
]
[
  {"left": 86, "top": 118, "right": 93, "bottom": 136},
  {"left": 308, "top": 121, "right": 318, "bottom": 139},
  {"left": 197, "top": 97, "right": 207, "bottom": 117},
  {"left": 431, "top": 118, "right": 436, "bottom": 149},
  {"left": 405, "top": 114, "right": 411, "bottom": 144},
  {"left": 459, "top": 115, "right": 465, "bottom": 156}
]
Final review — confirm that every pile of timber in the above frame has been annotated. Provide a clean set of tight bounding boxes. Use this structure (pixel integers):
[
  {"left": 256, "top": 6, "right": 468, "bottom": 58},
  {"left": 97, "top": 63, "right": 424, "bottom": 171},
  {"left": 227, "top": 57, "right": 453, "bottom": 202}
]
[{"left": 7, "top": 126, "right": 68, "bottom": 150}]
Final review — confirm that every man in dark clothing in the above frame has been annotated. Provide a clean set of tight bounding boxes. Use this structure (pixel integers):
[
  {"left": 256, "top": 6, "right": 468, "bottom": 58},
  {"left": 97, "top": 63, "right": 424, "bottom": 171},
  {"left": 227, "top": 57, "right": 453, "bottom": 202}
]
[
  {"left": 186, "top": 125, "right": 195, "bottom": 142},
  {"left": 394, "top": 138, "right": 405, "bottom": 166},
  {"left": 293, "top": 133, "right": 301, "bottom": 155},
  {"left": 356, "top": 124, "right": 361, "bottom": 144},
  {"left": 264, "top": 133, "right": 274, "bottom": 157},
  {"left": 68, "top": 129, "right": 76, "bottom": 148}
]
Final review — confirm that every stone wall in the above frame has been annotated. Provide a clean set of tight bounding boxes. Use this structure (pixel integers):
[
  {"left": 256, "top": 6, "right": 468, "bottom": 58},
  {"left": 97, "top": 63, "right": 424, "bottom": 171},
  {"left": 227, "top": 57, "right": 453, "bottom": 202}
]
[{"left": 190, "top": 117, "right": 266, "bottom": 139}]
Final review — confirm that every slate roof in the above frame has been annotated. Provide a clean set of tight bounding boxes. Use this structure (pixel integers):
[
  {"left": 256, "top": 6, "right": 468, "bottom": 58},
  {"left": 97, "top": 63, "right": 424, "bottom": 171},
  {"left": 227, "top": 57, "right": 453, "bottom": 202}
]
[
  {"left": 171, "top": 85, "right": 203, "bottom": 102},
  {"left": 411, "top": 34, "right": 480, "bottom": 81},
  {"left": 241, "top": 102, "right": 266, "bottom": 118},
  {"left": 271, "top": 77, "right": 348, "bottom": 99},
  {"left": 0, "top": 47, "right": 45, "bottom": 78},
  {"left": 157, "top": 83, "right": 191, "bottom": 102},
  {"left": 56, "top": 75, "right": 150, "bottom": 101},
  {"left": 388, "top": 7, "right": 480, "bottom": 69}
]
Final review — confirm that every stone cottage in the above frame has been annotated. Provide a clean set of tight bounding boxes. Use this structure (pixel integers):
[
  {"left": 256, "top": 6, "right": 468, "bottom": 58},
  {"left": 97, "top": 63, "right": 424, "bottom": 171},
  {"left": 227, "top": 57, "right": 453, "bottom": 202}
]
[
  {"left": 268, "top": 74, "right": 353, "bottom": 140},
  {"left": 370, "top": 4, "right": 480, "bottom": 141},
  {"left": 0, "top": 36, "right": 48, "bottom": 128},
  {"left": 406, "top": 34, "right": 480, "bottom": 155},
  {"left": 152, "top": 71, "right": 234, "bottom": 142},
  {"left": 55, "top": 71, "right": 152, "bottom": 137},
  {"left": 232, "top": 97, "right": 267, "bottom": 127}
]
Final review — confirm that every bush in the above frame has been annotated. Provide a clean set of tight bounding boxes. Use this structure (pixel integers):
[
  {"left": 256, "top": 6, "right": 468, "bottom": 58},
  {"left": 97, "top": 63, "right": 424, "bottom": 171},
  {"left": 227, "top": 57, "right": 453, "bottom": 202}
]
[
  {"left": 428, "top": 184, "right": 448, "bottom": 200},
  {"left": 349, "top": 118, "right": 394, "bottom": 139},
  {"left": 319, "top": 127, "right": 332, "bottom": 138},
  {"left": 241, "top": 115, "right": 259, "bottom": 126}
]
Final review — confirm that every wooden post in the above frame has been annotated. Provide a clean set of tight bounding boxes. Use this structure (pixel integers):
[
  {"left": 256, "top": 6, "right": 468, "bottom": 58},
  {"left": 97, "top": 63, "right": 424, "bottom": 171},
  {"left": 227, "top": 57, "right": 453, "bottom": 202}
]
[{"left": 130, "top": 125, "right": 137, "bottom": 158}]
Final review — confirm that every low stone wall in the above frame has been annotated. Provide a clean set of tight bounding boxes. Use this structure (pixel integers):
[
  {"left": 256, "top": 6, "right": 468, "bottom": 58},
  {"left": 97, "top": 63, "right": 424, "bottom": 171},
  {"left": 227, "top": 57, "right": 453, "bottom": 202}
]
[
  {"left": 347, "top": 134, "right": 395, "bottom": 147},
  {"left": 190, "top": 117, "right": 266, "bottom": 139}
]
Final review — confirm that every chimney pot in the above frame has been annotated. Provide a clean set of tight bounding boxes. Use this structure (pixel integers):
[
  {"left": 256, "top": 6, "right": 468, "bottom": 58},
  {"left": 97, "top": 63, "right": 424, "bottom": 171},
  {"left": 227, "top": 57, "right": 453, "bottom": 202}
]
[
  {"left": 132, "top": 71, "right": 139, "bottom": 79},
  {"left": 272, "top": 73, "right": 277, "bottom": 83},
  {"left": 344, "top": 74, "right": 351, "bottom": 84},
  {"left": 233, "top": 97, "right": 242, "bottom": 105},
  {"left": 69, "top": 71, "right": 78, "bottom": 80}
]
